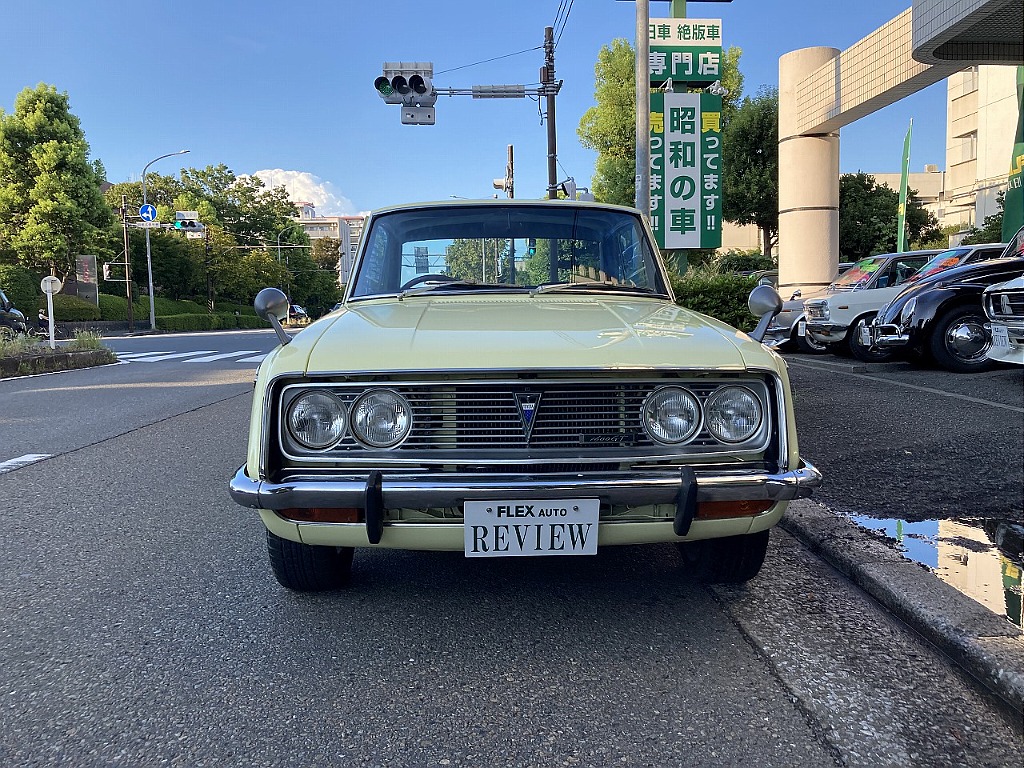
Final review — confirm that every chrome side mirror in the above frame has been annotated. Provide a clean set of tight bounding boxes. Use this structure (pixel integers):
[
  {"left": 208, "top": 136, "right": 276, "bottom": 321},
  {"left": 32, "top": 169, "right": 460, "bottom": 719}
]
[
  {"left": 747, "top": 284, "right": 783, "bottom": 343},
  {"left": 789, "top": 289, "right": 802, "bottom": 301},
  {"left": 254, "top": 287, "right": 291, "bottom": 345}
]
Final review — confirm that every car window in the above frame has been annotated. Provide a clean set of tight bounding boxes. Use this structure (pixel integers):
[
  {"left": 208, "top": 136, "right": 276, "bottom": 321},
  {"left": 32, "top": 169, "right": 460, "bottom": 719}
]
[
  {"left": 910, "top": 248, "right": 969, "bottom": 282},
  {"left": 834, "top": 257, "right": 887, "bottom": 288},
  {"left": 350, "top": 205, "right": 668, "bottom": 298},
  {"left": 1003, "top": 226, "right": 1024, "bottom": 259},
  {"left": 892, "top": 256, "right": 926, "bottom": 285}
]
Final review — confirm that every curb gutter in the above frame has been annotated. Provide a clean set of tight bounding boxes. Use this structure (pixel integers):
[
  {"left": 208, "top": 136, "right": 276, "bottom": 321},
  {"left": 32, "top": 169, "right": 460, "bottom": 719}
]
[{"left": 781, "top": 498, "right": 1024, "bottom": 716}]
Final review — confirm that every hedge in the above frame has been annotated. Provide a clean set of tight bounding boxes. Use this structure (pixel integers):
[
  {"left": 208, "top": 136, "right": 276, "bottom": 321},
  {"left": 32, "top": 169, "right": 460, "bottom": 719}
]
[
  {"left": 47, "top": 293, "right": 102, "bottom": 321},
  {"left": 155, "top": 313, "right": 267, "bottom": 332},
  {"left": 671, "top": 271, "right": 758, "bottom": 333},
  {"left": 0, "top": 264, "right": 41, "bottom": 313}
]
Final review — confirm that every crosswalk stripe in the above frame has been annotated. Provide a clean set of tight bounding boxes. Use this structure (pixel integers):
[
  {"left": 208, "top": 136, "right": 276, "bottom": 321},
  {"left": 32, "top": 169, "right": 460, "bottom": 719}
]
[
  {"left": 0, "top": 453, "right": 52, "bottom": 474},
  {"left": 128, "top": 350, "right": 218, "bottom": 362},
  {"left": 184, "top": 351, "right": 259, "bottom": 362},
  {"left": 236, "top": 353, "right": 269, "bottom": 363},
  {"left": 116, "top": 351, "right": 166, "bottom": 359}
]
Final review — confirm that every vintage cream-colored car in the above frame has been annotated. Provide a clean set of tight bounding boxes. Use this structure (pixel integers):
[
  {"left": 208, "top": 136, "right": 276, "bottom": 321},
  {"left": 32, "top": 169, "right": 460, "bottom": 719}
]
[{"left": 229, "top": 200, "right": 821, "bottom": 591}]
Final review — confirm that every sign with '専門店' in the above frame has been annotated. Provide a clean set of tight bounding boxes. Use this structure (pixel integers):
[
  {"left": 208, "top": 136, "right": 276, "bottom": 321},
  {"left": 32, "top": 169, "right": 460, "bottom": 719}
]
[
  {"left": 649, "top": 92, "right": 723, "bottom": 250},
  {"left": 649, "top": 18, "right": 722, "bottom": 85}
]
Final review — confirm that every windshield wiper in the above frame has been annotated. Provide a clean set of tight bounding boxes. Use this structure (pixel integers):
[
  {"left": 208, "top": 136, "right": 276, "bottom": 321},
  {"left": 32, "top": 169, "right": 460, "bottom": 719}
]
[
  {"left": 398, "top": 281, "right": 524, "bottom": 300},
  {"left": 530, "top": 281, "right": 660, "bottom": 296}
]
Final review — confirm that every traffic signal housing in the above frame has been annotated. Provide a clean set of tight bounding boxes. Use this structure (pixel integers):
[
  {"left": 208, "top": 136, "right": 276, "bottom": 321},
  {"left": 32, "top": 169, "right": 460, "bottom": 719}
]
[
  {"left": 102, "top": 263, "right": 111, "bottom": 280},
  {"left": 173, "top": 220, "right": 205, "bottom": 231},
  {"left": 375, "top": 62, "right": 436, "bottom": 108}
]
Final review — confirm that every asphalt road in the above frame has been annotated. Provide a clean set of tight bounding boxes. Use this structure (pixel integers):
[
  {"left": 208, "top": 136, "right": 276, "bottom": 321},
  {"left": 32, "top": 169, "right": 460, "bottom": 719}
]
[
  {"left": 0, "top": 333, "right": 1021, "bottom": 766},
  {"left": 785, "top": 353, "right": 1023, "bottom": 527}
]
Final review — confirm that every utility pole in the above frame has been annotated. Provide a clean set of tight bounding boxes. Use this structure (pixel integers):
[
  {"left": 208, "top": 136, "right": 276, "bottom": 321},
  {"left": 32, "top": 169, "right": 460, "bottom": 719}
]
[
  {"left": 543, "top": 26, "right": 558, "bottom": 201},
  {"left": 121, "top": 194, "right": 135, "bottom": 332},
  {"left": 635, "top": 2, "right": 650, "bottom": 218}
]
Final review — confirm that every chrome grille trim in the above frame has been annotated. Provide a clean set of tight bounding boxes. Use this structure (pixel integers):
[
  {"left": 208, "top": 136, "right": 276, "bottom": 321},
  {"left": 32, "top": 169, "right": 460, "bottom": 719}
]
[
  {"left": 273, "top": 376, "right": 775, "bottom": 465},
  {"left": 986, "top": 290, "right": 1024, "bottom": 321}
]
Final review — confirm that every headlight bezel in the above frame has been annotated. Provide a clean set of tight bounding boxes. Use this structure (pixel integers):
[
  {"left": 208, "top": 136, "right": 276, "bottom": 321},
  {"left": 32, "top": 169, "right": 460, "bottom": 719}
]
[
  {"left": 349, "top": 388, "right": 414, "bottom": 449},
  {"left": 704, "top": 385, "right": 764, "bottom": 444},
  {"left": 284, "top": 390, "right": 349, "bottom": 450},
  {"left": 899, "top": 297, "right": 918, "bottom": 326},
  {"left": 641, "top": 385, "right": 703, "bottom": 446}
]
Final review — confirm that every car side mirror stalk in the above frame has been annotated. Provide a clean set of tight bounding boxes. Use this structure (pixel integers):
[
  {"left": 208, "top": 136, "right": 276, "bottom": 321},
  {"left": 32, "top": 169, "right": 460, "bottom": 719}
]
[
  {"left": 254, "top": 287, "right": 292, "bottom": 346},
  {"left": 747, "top": 284, "right": 783, "bottom": 343}
]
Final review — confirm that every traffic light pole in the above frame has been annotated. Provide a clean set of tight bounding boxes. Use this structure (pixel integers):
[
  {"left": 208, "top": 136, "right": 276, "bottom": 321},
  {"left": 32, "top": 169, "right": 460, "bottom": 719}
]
[{"left": 121, "top": 194, "right": 135, "bottom": 332}]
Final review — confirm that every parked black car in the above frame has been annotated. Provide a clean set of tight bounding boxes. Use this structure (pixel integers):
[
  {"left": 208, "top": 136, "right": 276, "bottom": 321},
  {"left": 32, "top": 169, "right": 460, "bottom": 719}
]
[
  {"left": 0, "top": 287, "right": 28, "bottom": 340},
  {"left": 871, "top": 227, "right": 1024, "bottom": 372}
]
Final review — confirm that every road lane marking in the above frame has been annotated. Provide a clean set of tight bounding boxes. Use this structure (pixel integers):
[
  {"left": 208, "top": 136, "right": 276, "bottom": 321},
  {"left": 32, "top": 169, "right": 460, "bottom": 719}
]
[
  {"left": 126, "top": 350, "right": 218, "bottom": 363},
  {"left": 787, "top": 360, "right": 1024, "bottom": 413},
  {"left": 115, "top": 351, "right": 166, "bottom": 358},
  {"left": 184, "top": 351, "right": 259, "bottom": 362},
  {"left": 0, "top": 454, "right": 52, "bottom": 474},
  {"left": 236, "top": 353, "right": 269, "bottom": 363}
]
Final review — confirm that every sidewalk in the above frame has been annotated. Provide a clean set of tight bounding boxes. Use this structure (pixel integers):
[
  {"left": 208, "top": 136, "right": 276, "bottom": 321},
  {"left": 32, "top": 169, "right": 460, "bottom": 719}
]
[{"left": 781, "top": 499, "right": 1024, "bottom": 716}]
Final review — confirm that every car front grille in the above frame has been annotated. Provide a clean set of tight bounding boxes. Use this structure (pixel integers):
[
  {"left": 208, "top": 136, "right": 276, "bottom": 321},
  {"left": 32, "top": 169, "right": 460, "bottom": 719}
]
[
  {"left": 804, "top": 302, "right": 827, "bottom": 321},
  {"left": 987, "top": 290, "right": 1024, "bottom": 320},
  {"left": 275, "top": 376, "right": 775, "bottom": 463}
]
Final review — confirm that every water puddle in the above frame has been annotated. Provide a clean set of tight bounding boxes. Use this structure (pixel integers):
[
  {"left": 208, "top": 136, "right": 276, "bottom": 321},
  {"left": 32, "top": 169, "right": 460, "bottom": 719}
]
[{"left": 847, "top": 514, "right": 1023, "bottom": 630}]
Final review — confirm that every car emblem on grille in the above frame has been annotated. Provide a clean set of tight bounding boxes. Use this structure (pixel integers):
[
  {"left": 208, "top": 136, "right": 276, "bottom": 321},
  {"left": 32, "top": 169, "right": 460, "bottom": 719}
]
[{"left": 515, "top": 392, "right": 542, "bottom": 440}]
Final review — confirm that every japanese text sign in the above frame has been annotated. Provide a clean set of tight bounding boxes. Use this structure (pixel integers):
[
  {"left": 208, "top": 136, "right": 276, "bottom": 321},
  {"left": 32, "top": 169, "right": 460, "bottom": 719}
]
[{"left": 649, "top": 18, "right": 723, "bottom": 86}]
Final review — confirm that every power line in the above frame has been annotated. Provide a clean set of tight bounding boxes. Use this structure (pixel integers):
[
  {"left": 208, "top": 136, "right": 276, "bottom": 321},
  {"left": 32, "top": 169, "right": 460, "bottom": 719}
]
[
  {"left": 554, "top": 0, "right": 576, "bottom": 47},
  {"left": 434, "top": 46, "right": 542, "bottom": 76}
]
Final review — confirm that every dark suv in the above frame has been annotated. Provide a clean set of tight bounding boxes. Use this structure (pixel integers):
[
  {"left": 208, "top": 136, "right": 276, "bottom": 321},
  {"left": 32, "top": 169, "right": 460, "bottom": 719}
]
[{"left": 0, "top": 287, "right": 27, "bottom": 340}]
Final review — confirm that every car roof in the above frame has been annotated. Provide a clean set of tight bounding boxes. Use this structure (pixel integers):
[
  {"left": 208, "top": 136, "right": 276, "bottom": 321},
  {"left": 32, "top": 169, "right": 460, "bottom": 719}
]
[{"left": 367, "top": 198, "right": 641, "bottom": 217}]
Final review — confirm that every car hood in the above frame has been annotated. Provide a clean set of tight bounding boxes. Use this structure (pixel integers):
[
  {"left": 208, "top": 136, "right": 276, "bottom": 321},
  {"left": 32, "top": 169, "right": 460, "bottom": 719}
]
[{"left": 272, "top": 295, "right": 776, "bottom": 374}]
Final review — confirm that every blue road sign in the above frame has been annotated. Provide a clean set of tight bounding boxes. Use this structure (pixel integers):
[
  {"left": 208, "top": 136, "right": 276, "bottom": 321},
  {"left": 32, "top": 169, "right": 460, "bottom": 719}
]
[{"left": 139, "top": 204, "right": 157, "bottom": 222}]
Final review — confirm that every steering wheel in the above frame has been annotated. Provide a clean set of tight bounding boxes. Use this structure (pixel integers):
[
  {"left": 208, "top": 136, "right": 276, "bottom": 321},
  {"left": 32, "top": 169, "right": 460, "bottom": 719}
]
[{"left": 400, "top": 273, "right": 459, "bottom": 290}]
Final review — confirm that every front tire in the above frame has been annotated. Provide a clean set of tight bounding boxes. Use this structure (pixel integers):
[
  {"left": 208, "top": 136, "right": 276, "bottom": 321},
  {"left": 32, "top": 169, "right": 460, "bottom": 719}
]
[
  {"left": 794, "top": 326, "right": 828, "bottom": 354},
  {"left": 928, "top": 307, "right": 994, "bottom": 373},
  {"left": 677, "top": 529, "right": 770, "bottom": 583},
  {"left": 266, "top": 529, "right": 354, "bottom": 591},
  {"left": 847, "top": 317, "right": 895, "bottom": 363}
]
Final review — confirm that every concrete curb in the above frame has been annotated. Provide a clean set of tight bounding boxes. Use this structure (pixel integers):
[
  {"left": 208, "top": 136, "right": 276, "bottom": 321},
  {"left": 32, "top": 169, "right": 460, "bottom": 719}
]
[{"left": 781, "top": 499, "right": 1024, "bottom": 716}]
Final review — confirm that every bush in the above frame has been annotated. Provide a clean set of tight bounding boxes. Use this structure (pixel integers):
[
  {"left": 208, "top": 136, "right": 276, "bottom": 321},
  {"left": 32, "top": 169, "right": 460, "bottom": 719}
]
[
  {"left": 48, "top": 293, "right": 101, "bottom": 321},
  {"left": 714, "top": 249, "right": 774, "bottom": 274},
  {"left": 156, "top": 314, "right": 218, "bottom": 332},
  {"left": 0, "top": 264, "right": 41, "bottom": 313},
  {"left": 671, "top": 270, "right": 758, "bottom": 332},
  {"left": 215, "top": 301, "right": 257, "bottom": 316}
]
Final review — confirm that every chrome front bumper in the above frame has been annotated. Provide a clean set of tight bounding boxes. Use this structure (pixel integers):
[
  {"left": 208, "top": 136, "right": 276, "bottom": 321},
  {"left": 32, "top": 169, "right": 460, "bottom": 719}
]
[
  {"left": 229, "top": 462, "right": 824, "bottom": 511},
  {"left": 871, "top": 323, "right": 910, "bottom": 348},
  {"left": 804, "top": 322, "right": 846, "bottom": 342}
]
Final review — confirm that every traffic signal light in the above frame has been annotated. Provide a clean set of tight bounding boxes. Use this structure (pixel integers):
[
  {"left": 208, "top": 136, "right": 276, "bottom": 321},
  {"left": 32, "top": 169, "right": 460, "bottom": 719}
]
[
  {"left": 173, "top": 220, "right": 205, "bottom": 231},
  {"left": 374, "top": 63, "right": 436, "bottom": 107},
  {"left": 527, "top": 238, "right": 537, "bottom": 256},
  {"left": 102, "top": 263, "right": 111, "bottom": 280}
]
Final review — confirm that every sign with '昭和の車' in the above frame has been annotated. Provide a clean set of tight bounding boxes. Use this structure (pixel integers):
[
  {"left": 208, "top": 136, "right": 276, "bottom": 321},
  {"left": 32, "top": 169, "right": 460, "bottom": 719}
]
[
  {"left": 649, "top": 91, "right": 723, "bottom": 250},
  {"left": 649, "top": 18, "right": 722, "bottom": 85}
]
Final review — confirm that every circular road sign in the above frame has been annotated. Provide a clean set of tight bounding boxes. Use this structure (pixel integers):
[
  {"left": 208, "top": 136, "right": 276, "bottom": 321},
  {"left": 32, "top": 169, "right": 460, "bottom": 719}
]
[
  {"left": 40, "top": 276, "right": 63, "bottom": 295},
  {"left": 139, "top": 204, "right": 158, "bottom": 222}
]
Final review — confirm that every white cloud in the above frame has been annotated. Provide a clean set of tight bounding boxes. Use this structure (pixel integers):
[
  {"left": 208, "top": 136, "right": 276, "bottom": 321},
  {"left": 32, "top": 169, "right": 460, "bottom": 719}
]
[{"left": 251, "top": 169, "right": 357, "bottom": 216}]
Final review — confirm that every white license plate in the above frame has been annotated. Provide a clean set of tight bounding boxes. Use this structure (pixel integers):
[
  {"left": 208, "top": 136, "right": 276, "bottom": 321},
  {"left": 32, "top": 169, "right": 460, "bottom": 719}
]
[
  {"left": 991, "top": 323, "right": 1010, "bottom": 348},
  {"left": 464, "top": 499, "right": 599, "bottom": 557},
  {"left": 859, "top": 325, "right": 872, "bottom": 346},
  {"left": 797, "top": 320, "right": 806, "bottom": 336}
]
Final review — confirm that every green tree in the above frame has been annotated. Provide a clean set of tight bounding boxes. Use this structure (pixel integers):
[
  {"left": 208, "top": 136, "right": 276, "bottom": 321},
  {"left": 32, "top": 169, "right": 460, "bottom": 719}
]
[
  {"left": 0, "top": 84, "right": 114, "bottom": 277},
  {"left": 960, "top": 191, "right": 1005, "bottom": 245},
  {"left": 577, "top": 41, "right": 743, "bottom": 207},
  {"left": 311, "top": 237, "right": 342, "bottom": 273},
  {"left": 446, "top": 239, "right": 485, "bottom": 281},
  {"left": 839, "top": 172, "right": 940, "bottom": 260},
  {"left": 722, "top": 87, "right": 778, "bottom": 259}
]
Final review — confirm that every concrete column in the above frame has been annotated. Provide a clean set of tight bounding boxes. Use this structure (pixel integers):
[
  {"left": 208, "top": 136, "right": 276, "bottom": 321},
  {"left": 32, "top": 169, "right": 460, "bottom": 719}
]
[{"left": 779, "top": 47, "right": 841, "bottom": 296}]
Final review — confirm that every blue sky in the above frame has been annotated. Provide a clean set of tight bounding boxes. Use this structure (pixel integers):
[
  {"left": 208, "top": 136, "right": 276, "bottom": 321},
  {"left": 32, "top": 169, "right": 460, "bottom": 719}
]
[{"left": 0, "top": 1, "right": 946, "bottom": 215}]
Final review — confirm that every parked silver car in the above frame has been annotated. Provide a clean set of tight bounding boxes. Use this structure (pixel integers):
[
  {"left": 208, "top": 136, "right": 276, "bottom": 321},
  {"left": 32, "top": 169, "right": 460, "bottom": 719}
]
[{"left": 761, "top": 262, "right": 854, "bottom": 354}]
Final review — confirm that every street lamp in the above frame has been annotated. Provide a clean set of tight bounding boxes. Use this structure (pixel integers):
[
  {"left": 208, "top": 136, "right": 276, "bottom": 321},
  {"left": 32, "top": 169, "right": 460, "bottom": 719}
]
[{"left": 142, "top": 149, "right": 190, "bottom": 330}]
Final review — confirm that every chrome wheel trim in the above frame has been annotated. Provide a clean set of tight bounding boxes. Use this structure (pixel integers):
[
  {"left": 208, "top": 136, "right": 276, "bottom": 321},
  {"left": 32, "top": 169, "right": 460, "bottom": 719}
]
[{"left": 945, "top": 317, "right": 988, "bottom": 361}]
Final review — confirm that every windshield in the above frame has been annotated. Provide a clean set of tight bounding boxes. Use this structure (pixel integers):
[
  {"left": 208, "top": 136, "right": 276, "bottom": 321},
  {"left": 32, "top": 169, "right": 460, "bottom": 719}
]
[
  {"left": 909, "top": 248, "right": 970, "bottom": 282},
  {"left": 350, "top": 204, "right": 668, "bottom": 299},
  {"left": 833, "top": 257, "right": 888, "bottom": 288}
]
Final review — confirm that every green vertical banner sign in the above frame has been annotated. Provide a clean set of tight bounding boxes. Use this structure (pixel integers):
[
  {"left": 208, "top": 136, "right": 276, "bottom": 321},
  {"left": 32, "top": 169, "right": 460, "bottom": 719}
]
[
  {"left": 648, "top": 18, "right": 723, "bottom": 87},
  {"left": 649, "top": 92, "right": 722, "bottom": 249},
  {"left": 897, "top": 120, "right": 912, "bottom": 253},
  {"left": 1003, "top": 66, "right": 1024, "bottom": 243}
]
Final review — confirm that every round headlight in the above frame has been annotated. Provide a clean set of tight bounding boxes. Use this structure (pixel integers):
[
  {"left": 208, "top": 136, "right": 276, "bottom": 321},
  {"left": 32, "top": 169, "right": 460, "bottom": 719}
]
[
  {"left": 899, "top": 297, "right": 917, "bottom": 325},
  {"left": 351, "top": 389, "right": 413, "bottom": 448},
  {"left": 286, "top": 391, "right": 347, "bottom": 449},
  {"left": 705, "top": 387, "right": 762, "bottom": 444},
  {"left": 642, "top": 386, "right": 702, "bottom": 445}
]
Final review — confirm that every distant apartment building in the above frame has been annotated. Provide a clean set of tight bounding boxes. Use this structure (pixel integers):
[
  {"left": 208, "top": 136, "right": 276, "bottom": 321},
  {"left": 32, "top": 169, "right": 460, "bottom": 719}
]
[
  {"left": 873, "top": 65, "right": 1016, "bottom": 237},
  {"left": 292, "top": 202, "right": 365, "bottom": 283}
]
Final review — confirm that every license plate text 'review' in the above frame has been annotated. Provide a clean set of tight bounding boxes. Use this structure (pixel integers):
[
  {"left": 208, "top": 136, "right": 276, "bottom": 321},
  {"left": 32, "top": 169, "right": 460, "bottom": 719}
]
[{"left": 464, "top": 499, "right": 600, "bottom": 557}]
